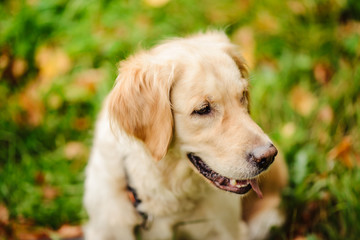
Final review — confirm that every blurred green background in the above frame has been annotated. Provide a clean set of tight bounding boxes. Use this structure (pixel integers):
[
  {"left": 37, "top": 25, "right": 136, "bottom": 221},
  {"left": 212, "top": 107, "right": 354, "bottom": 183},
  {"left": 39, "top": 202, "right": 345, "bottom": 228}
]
[{"left": 0, "top": 0, "right": 359, "bottom": 239}]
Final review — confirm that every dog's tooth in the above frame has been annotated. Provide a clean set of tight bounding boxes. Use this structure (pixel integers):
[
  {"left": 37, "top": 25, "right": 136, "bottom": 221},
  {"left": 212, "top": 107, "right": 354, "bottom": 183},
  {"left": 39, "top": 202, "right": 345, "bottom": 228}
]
[
  {"left": 230, "top": 179, "right": 237, "bottom": 186},
  {"left": 236, "top": 181, "right": 249, "bottom": 188}
]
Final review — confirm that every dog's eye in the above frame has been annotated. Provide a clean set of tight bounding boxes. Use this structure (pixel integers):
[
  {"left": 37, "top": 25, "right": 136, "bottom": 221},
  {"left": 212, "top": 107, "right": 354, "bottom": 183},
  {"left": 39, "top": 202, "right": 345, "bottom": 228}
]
[{"left": 192, "top": 103, "right": 211, "bottom": 115}]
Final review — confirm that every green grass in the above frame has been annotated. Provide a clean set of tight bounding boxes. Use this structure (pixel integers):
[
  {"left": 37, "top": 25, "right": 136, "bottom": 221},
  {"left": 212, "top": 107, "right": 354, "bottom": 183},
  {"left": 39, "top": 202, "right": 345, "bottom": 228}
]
[{"left": 0, "top": 0, "right": 359, "bottom": 239}]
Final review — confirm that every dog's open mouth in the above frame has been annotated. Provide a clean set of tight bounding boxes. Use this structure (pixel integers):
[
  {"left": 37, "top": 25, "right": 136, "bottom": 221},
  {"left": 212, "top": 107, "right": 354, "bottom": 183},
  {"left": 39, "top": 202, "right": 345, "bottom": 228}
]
[{"left": 187, "top": 153, "right": 263, "bottom": 198}]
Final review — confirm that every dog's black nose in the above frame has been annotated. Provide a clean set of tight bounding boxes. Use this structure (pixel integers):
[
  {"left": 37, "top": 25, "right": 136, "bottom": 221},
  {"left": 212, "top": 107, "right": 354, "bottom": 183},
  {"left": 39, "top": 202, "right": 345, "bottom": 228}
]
[{"left": 248, "top": 144, "right": 278, "bottom": 171}]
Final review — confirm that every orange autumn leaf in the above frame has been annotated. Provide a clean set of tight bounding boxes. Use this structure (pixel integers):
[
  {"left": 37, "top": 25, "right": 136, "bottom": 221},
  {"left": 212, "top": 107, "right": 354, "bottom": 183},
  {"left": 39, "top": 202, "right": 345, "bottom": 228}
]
[
  {"left": 290, "top": 85, "right": 318, "bottom": 116},
  {"left": 16, "top": 231, "right": 50, "bottom": 240},
  {"left": 34, "top": 171, "right": 46, "bottom": 185},
  {"left": 64, "top": 141, "right": 89, "bottom": 160},
  {"left": 12, "top": 221, "right": 51, "bottom": 240},
  {"left": 74, "top": 68, "right": 105, "bottom": 93},
  {"left": 328, "top": 136, "right": 354, "bottom": 168},
  {"left": 57, "top": 224, "right": 83, "bottom": 238},
  {"left": 73, "top": 117, "right": 90, "bottom": 131},
  {"left": 317, "top": 105, "right": 334, "bottom": 124},
  {"left": 281, "top": 122, "right": 296, "bottom": 138},
  {"left": 11, "top": 58, "right": 28, "bottom": 78},
  {"left": 17, "top": 81, "right": 45, "bottom": 127},
  {"left": 255, "top": 11, "right": 280, "bottom": 34},
  {"left": 143, "top": 0, "right": 170, "bottom": 8},
  {"left": 314, "top": 62, "right": 333, "bottom": 85},
  {"left": 355, "top": 153, "right": 360, "bottom": 166},
  {"left": 0, "top": 52, "right": 10, "bottom": 69},
  {"left": 293, "top": 237, "right": 307, "bottom": 240},
  {"left": 0, "top": 204, "right": 9, "bottom": 225},
  {"left": 42, "top": 185, "right": 59, "bottom": 201},
  {"left": 287, "top": 0, "right": 306, "bottom": 15},
  {"left": 65, "top": 68, "right": 105, "bottom": 102},
  {"left": 35, "top": 45, "right": 71, "bottom": 85}
]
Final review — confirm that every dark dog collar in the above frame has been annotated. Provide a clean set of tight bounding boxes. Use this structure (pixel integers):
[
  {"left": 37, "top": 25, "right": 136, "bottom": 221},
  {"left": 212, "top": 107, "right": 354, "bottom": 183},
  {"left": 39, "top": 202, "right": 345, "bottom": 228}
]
[{"left": 126, "top": 184, "right": 153, "bottom": 230}]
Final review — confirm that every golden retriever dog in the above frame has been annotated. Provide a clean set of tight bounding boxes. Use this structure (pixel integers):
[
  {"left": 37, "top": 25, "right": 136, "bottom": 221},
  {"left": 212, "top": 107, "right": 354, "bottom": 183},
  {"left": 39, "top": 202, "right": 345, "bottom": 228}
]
[{"left": 84, "top": 31, "right": 288, "bottom": 240}]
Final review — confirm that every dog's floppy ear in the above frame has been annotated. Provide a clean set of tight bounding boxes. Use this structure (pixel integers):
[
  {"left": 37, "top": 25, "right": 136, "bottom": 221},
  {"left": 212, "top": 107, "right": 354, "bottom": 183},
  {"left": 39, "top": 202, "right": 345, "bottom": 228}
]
[{"left": 107, "top": 53, "right": 175, "bottom": 161}]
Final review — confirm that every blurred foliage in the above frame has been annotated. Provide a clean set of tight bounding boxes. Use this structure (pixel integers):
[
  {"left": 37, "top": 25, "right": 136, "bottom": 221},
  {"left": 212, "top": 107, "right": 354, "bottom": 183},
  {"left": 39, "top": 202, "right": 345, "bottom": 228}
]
[{"left": 0, "top": 0, "right": 359, "bottom": 239}]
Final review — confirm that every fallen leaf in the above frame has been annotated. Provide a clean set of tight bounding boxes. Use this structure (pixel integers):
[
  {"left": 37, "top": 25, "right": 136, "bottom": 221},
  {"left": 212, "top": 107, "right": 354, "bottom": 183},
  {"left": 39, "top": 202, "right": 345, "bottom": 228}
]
[
  {"left": 16, "top": 231, "right": 50, "bottom": 240},
  {"left": 328, "top": 136, "right": 354, "bottom": 168},
  {"left": 293, "top": 237, "right": 307, "bottom": 240},
  {"left": 232, "top": 27, "right": 255, "bottom": 68},
  {"left": 317, "top": 105, "right": 333, "bottom": 124},
  {"left": 337, "top": 20, "right": 360, "bottom": 37},
  {"left": 328, "top": 136, "right": 352, "bottom": 160},
  {"left": 17, "top": 81, "right": 45, "bottom": 127},
  {"left": 64, "top": 141, "right": 88, "bottom": 160},
  {"left": 355, "top": 153, "right": 360, "bottom": 166},
  {"left": 281, "top": 122, "right": 296, "bottom": 138},
  {"left": 35, "top": 45, "right": 71, "bottom": 86},
  {"left": 47, "top": 93, "right": 63, "bottom": 110},
  {"left": 34, "top": 171, "right": 45, "bottom": 185},
  {"left": 74, "top": 68, "right": 105, "bottom": 93},
  {"left": 42, "top": 185, "right": 59, "bottom": 201},
  {"left": 290, "top": 86, "right": 318, "bottom": 116},
  {"left": 65, "top": 68, "right": 105, "bottom": 102},
  {"left": 0, "top": 52, "right": 10, "bottom": 69},
  {"left": 26, "top": 0, "right": 39, "bottom": 6},
  {"left": 57, "top": 224, "right": 83, "bottom": 238},
  {"left": 135, "top": 14, "right": 152, "bottom": 31},
  {"left": 12, "top": 220, "right": 51, "bottom": 240},
  {"left": 0, "top": 204, "right": 9, "bottom": 225},
  {"left": 73, "top": 117, "right": 90, "bottom": 131},
  {"left": 255, "top": 11, "right": 279, "bottom": 34},
  {"left": 143, "top": 0, "right": 170, "bottom": 8},
  {"left": 317, "top": 128, "right": 330, "bottom": 145},
  {"left": 11, "top": 58, "right": 28, "bottom": 78},
  {"left": 313, "top": 62, "right": 332, "bottom": 84},
  {"left": 287, "top": 1, "right": 306, "bottom": 15}
]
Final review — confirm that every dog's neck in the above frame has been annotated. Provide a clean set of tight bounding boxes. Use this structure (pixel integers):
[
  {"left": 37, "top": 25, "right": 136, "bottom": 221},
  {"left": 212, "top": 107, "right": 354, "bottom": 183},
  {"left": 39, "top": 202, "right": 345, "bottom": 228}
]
[{"left": 124, "top": 145, "right": 209, "bottom": 217}]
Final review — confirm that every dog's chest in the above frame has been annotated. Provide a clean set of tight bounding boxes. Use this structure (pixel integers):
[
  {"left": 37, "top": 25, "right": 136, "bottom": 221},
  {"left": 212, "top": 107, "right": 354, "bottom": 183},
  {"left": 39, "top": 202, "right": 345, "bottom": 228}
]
[
  {"left": 129, "top": 158, "right": 208, "bottom": 216},
  {"left": 124, "top": 149, "right": 202, "bottom": 209},
  {"left": 122, "top": 144, "right": 241, "bottom": 239}
]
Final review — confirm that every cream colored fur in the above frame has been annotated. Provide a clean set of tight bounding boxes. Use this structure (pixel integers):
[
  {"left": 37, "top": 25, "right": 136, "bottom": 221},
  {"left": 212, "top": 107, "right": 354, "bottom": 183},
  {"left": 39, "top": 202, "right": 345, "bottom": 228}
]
[{"left": 84, "top": 31, "right": 287, "bottom": 240}]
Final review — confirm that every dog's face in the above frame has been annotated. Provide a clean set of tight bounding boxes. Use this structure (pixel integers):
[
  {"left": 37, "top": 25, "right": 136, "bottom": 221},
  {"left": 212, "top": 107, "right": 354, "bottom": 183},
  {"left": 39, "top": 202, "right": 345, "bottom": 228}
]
[{"left": 108, "top": 32, "right": 277, "bottom": 196}]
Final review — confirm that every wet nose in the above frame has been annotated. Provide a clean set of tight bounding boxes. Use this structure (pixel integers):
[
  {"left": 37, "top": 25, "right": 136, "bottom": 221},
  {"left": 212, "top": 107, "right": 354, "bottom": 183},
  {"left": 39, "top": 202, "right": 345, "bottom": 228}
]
[{"left": 248, "top": 144, "right": 278, "bottom": 171}]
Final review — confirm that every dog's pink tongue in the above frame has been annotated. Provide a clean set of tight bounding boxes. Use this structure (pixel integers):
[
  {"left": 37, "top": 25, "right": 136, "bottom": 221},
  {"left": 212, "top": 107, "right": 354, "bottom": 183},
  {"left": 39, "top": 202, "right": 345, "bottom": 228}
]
[{"left": 249, "top": 179, "right": 263, "bottom": 199}]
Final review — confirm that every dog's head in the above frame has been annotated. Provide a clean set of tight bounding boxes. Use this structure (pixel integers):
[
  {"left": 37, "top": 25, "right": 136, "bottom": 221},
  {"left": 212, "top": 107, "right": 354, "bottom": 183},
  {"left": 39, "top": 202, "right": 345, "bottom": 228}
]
[{"left": 108, "top": 32, "right": 277, "bottom": 197}]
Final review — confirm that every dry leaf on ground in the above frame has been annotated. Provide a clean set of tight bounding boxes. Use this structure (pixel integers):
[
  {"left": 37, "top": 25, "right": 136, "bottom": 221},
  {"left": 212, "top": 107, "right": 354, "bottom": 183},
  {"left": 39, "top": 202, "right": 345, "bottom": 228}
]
[
  {"left": 317, "top": 105, "right": 334, "bottom": 124},
  {"left": 0, "top": 204, "right": 9, "bottom": 225},
  {"left": 255, "top": 11, "right": 279, "bottom": 34},
  {"left": 64, "top": 141, "right": 89, "bottom": 160},
  {"left": 143, "top": 0, "right": 170, "bottom": 8},
  {"left": 314, "top": 62, "right": 333, "bottom": 85},
  {"left": 287, "top": 0, "right": 306, "bottom": 15},
  {"left": 281, "top": 122, "right": 296, "bottom": 138},
  {"left": 17, "top": 81, "right": 45, "bottom": 127},
  {"left": 328, "top": 136, "right": 354, "bottom": 168},
  {"left": 290, "top": 85, "right": 318, "bottom": 116},
  {"left": 35, "top": 45, "right": 71, "bottom": 85},
  {"left": 57, "top": 224, "right": 83, "bottom": 238},
  {"left": 42, "top": 185, "right": 59, "bottom": 201},
  {"left": 11, "top": 58, "right": 28, "bottom": 78},
  {"left": 74, "top": 68, "right": 105, "bottom": 93}
]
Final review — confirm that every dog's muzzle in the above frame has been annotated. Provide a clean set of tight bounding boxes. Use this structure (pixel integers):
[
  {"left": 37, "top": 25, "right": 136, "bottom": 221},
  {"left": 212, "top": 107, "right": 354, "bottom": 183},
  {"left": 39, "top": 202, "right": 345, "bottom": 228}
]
[{"left": 186, "top": 153, "right": 264, "bottom": 198}]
